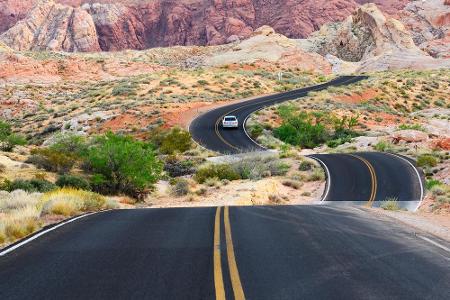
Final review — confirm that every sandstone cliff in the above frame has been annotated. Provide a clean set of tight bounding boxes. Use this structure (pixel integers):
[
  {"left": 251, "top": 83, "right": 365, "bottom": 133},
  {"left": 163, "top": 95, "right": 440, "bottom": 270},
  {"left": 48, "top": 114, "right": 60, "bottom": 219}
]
[{"left": 0, "top": 0, "right": 409, "bottom": 52}]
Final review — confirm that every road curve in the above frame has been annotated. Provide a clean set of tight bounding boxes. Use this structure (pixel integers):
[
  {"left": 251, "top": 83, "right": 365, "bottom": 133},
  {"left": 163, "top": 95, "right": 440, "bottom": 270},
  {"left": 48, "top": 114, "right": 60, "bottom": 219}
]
[
  {"left": 190, "top": 76, "right": 367, "bottom": 154},
  {"left": 189, "top": 76, "right": 424, "bottom": 207},
  {"left": 0, "top": 207, "right": 449, "bottom": 299}
]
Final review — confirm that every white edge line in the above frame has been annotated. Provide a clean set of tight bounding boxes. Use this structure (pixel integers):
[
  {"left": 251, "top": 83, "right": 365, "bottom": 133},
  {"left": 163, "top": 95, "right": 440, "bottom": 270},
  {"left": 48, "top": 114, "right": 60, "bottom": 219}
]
[
  {"left": 242, "top": 106, "right": 268, "bottom": 150},
  {"left": 416, "top": 235, "right": 450, "bottom": 254},
  {"left": 307, "top": 156, "right": 331, "bottom": 202},
  {"left": 0, "top": 211, "right": 108, "bottom": 257},
  {"left": 385, "top": 152, "right": 424, "bottom": 212}
]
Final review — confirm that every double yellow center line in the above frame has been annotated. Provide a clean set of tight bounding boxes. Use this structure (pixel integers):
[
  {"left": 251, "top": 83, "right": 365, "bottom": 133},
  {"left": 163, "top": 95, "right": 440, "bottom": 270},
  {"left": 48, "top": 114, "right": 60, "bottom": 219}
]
[
  {"left": 349, "top": 154, "right": 377, "bottom": 206},
  {"left": 214, "top": 207, "right": 245, "bottom": 300}
]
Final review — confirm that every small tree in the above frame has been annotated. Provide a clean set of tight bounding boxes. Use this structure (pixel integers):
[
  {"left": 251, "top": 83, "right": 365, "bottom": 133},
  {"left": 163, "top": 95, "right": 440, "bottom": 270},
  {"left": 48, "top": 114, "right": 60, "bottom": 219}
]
[
  {"left": 0, "top": 120, "right": 26, "bottom": 151},
  {"left": 86, "top": 132, "right": 163, "bottom": 199}
]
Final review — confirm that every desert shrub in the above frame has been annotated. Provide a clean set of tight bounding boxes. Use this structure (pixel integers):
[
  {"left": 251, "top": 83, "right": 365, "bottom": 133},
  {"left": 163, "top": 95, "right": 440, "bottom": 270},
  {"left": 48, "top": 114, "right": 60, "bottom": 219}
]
[
  {"left": 204, "top": 177, "right": 220, "bottom": 187},
  {"left": 49, "top": 133, "right": 88, "bottom": 156},
  {"left": 164, "top": 159, "right": 196, "bottom": 177},
  {"left": 29, "top": 148, "right": 78, "bottom": 174},
  {"left": 8, "top": 179, "right": 56, "bottom": 193},
  {"left": 417, "top": 154, "right": 438, "bottom": 168},
  {"left": 282, "top": 180, "right": 302, "bottom": 190},
  {"left": 398, "top": 124, "right": 425, "bottom": 131},
  {"left": 298, "top": 160, "right": 314, "bottom": 171},
  {"left": 380, "top": 197, "right": 400, "bottom": 211},
  {"left": 248, "top": 124, "right": 264, "bottom": 139},
  {"left": 41, "top": 188, "right": 108, "bottom": 216},
  {"left": 230, "top": 156, "right": 289, "bottom": 180},
  {"left": 159, "top": 127, "right": 192, "bottom": 155},
  {"left": 56, "top": 175, "right": 91, "bottom": 191},
  {"left": 194, "top": 164, "right": 240, "bottom": 183},
  {"left": 171, "top": 178, "right": 190, "bottom": 196},
  {"left": 430, "top": 185, "right": 446, "bottom": 197},
  {"left": 307, "top": 168, "right": 325, "bottom": 182},
  {"left": 111, "top": 82, "right": 137, "bottom": 97},
  {"left": 0, "top": 120, "right": 26, "bottom": 151},
  {"left": 85, "top": 132, "right": 163, "bottom": 199},
  {"left": 373, "top": 140, "right": 392, "bottom": 152}
]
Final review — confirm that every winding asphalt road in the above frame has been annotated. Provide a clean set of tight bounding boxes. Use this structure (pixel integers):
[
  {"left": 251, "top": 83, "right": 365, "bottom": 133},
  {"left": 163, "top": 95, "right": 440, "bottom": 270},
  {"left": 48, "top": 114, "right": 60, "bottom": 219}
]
[
  {"left": 190, "top": 75, "right": 424, "bottom": 208},
  {"left": 1, "top": 207, "right": 449, "bottom": 299},
  {"left": 1, "top": 76, "right": 443, "bottom": 300}
]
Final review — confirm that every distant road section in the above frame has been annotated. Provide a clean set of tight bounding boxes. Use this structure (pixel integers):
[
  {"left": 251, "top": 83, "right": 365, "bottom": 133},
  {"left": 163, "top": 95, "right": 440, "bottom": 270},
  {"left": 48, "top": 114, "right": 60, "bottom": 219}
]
[
  {"left": 189, "top": 76, "right": 424, "bottom": 208},
  {"left": 190, "top": 76, "right": 367, "bottom": 154}
]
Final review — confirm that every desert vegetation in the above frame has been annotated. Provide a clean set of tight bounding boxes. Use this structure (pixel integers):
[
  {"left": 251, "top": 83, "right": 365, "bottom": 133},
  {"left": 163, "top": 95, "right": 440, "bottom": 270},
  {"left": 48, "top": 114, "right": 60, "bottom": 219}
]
[{"left": 0, "top": 188, "right": 117, "bottom": 245}]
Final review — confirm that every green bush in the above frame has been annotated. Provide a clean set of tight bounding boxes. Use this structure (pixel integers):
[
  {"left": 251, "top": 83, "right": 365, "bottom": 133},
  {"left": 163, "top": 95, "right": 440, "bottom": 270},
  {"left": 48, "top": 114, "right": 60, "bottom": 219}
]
[
  {"left": 0, "top": 120, "right": 26, "bottom": 152},
  {"left": 194, "top": 164, "right": 240, "bottom": 184},
  {"left": 159, "top": 128, "right": 192, "bottom": 155},
  {"left": 417, "top": 154, "right": 438, "bottom": 168},
  {"left": 426, "top": 179, "right": 442, "bottom": 190},
  {"left": 7, "top": 179, "right": 56, "bottom": 193},
  {"left": 56, "top": 175, "right": 91, "bottom": 190},
  {"left": 272, "top": 110, "right": 359, "bottom": 149},
  {"left": 86, "top": 132, "right": 163, "bottom": 199},
  {"left": 273, "top": 113, "right": 327, "bottom": 149}
]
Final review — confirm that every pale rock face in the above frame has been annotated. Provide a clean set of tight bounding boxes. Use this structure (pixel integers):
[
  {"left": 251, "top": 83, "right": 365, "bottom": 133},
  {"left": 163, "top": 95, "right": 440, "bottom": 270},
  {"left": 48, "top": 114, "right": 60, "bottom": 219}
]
[
  {"left": 0, "top": 0, "right": 100, "bottom": 52},
  {"left": 309, "top": 4, "right": 420, "bottom": 62},
  {"left": 400, "top": 0, "right": 450, "bottom": 58}
]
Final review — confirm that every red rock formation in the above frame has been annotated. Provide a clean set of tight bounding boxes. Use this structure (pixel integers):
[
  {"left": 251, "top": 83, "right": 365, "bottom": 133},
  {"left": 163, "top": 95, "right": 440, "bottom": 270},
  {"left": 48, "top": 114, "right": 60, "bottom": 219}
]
[{"left": 0, "top": 0, "right": 410, "bottom": 52}]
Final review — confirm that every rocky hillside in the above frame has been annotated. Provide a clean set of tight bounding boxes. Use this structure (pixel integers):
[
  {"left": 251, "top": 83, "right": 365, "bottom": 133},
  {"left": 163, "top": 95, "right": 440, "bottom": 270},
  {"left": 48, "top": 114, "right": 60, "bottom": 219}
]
[{"left": 0, "top": 0, "right": 409, "bottom": 52}]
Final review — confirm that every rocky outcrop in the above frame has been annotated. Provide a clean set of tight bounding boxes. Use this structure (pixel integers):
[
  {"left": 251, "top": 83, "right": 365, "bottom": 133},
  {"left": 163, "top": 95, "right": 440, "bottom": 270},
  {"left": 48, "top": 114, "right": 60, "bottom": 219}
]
[
  {"left": 0, "top": 0, "right": 101, "bottom": 52},
  {"left": 301, "top": 3, "right": 450, "bottom": 72},
  {"left": 399, "top": 0, "right": 450, "bottom": 58},
  {"left": 206, "top": 26, "right": 332, "bottom": 74},
  {"left": 0, "top": 0, "right": 409, "bottom": 52},
  {"left": 308, "top": 3, "right": 420, "bottom": 61}
]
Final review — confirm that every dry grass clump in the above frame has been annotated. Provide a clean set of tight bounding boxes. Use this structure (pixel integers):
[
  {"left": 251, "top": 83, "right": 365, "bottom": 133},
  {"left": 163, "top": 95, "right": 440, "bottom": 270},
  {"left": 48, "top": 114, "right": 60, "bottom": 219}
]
[
  {"left": 0, "top": 188, "right": 118, "bottom": 245},
  {"left": 0, "top": 190, "right": 42, "bottom": 242},
  {"left": 41, "top": 188, "right": 109, "bottom": 216}
]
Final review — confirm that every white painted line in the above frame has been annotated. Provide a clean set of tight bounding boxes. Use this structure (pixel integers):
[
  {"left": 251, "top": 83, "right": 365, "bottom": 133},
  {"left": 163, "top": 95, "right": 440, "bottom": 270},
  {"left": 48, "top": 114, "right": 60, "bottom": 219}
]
[
  {"left": 242, "top": 107, "right": 268, "bottom": 150},
  {"left": 417, "top": 235, "right": 450, "bottom": 254},
  {"left": 308, "top": 156, "right": 331, "bottom": 202},
  {"left": 385, "top": 152, "right": 424, "bottom": 211},
  {"left": 0, "top": 211, "right": 104, "bottom": 257}
]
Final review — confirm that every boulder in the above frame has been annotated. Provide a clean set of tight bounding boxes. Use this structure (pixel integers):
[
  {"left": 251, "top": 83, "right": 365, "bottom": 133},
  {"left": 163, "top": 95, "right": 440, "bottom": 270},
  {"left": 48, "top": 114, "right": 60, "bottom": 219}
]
[{"left": 391, "top": 130, "right": 428, "bottom": 143}]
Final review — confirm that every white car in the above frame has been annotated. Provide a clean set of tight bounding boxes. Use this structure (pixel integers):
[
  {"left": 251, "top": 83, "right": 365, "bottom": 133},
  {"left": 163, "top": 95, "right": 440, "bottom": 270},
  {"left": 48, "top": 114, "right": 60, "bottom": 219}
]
[{"left": 222, "top": 115, "right": 239, "bottom": 128}]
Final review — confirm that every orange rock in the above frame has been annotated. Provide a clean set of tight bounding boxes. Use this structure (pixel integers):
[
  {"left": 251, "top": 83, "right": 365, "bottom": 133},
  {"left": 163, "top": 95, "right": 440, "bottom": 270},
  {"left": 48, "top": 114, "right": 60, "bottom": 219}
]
[{"left": 433, "top": 138, "right": 450, "bottom": 150}]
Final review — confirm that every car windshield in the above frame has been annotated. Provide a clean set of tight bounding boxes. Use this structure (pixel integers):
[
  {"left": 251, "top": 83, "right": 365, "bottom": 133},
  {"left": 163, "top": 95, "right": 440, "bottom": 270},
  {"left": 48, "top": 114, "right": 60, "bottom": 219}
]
[{"left": 224, "top": 117, "right": 237, "bottom": 121}]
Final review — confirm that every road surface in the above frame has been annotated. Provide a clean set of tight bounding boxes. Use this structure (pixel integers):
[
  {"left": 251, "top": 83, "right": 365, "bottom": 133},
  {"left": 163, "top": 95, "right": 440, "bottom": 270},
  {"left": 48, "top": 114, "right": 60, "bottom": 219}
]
[{"left": 1, "top": 207, "right": 449, "bottom": 299}]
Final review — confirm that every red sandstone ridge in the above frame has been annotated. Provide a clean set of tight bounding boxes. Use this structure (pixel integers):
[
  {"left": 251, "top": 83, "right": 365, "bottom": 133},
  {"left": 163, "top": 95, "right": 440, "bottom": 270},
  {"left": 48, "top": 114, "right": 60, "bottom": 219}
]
[{"left": 0, "top": 0, "right": 409, "bottom": 52}]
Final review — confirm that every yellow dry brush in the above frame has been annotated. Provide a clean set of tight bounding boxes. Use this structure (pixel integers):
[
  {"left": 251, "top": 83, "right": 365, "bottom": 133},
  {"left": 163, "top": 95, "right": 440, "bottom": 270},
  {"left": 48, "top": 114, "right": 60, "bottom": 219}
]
[{"left": 0, "top": 188, "right": 117, "bottom": 244}]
